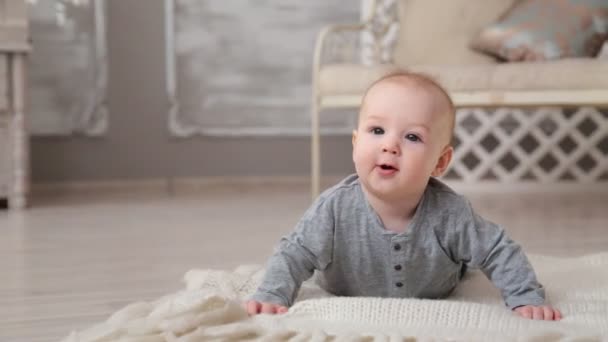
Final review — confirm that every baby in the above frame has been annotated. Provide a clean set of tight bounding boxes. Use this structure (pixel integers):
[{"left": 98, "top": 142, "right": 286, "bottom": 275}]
[{"left": 246, "top": 71, "right": 562, "bottom": 321}]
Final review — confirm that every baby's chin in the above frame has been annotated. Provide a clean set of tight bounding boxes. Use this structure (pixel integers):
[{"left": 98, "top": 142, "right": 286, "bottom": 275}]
[{"left": 362, "top": 179, "right": 411, "bottom": 199}]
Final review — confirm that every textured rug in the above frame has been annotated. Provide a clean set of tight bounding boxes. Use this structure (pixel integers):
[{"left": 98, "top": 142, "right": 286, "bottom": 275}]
[{"left": 62, "top": 253, "right": 608, "bottom": 341}]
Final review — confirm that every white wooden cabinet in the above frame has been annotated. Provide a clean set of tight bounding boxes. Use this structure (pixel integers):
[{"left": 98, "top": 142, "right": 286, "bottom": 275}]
[{"left": 1, "top": 0, "right": 30, "bottom": 209}]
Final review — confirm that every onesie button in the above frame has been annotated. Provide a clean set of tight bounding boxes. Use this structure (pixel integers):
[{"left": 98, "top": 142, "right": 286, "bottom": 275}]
[
  {"left": 394, "top": 264, "right": 402, "bottom": 271},
  {"left": 393, "top": 244, "right": 401, "bottom": 251},
  {"left": 395, "top": 282, "right": 403, "bottom": 287}
]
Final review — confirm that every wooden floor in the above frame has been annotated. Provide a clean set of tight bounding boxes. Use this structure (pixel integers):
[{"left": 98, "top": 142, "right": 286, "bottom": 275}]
[{"left": 1, "top": 180, "right": 607, "bottom": 342}]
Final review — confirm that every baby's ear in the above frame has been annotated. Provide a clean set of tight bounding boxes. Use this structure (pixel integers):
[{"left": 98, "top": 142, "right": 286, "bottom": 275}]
[
  {"left": 432, "top": 145, "right": 453, "bottom": 177},
  {"left": 352, "top": 130, "right": 358, "bottom": 146}
]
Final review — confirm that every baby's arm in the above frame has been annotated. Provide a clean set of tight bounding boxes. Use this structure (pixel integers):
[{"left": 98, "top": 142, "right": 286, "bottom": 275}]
[
  {"left": 247, "top": 197, "right": 335, "bottom": 314},
  {"left": 450, "top": 203, "right": 561, "bottom": 320}
]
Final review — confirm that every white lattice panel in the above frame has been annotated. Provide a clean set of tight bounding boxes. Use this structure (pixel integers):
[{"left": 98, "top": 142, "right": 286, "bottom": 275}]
[{"left": 445, "top": 107, "right": 608, "bottom": 186}]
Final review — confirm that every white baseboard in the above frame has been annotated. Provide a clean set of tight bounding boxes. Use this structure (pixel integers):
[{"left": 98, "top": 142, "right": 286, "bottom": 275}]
[
  {"left": 31, "top": 176, "right": 337, "bottom": 194},
  {"left": 31, "top": 176, "right": 608, "bottom": 195}
]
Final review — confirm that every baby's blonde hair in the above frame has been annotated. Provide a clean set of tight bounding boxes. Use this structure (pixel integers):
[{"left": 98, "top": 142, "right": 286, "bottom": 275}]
[{"left": 360, "top": 70, "right": 455, "bottom": 144}]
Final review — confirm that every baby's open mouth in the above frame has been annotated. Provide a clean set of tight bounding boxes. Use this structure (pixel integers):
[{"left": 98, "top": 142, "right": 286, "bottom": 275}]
[{"left": 379, "top": 164, "right": 397, "bottom": 171}]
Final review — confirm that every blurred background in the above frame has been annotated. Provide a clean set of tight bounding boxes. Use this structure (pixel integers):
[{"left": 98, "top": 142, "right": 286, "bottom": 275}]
[
  {"left": 1, "top": 1, "right": 607, "bottom": 341},
  {"left": 27, "top": 0, "right": 358, "bottom": 185}
]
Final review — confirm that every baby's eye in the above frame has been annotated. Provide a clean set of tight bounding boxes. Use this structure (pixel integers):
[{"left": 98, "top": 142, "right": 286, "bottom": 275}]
[
  {"left": 405, "top": 134, "right": 421, "bottom": 142},
  {"left": 370, "top": 127, "right": 384, "bottom": 135}
]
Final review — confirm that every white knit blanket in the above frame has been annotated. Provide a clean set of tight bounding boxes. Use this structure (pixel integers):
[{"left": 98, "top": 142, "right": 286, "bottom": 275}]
[{"left": 63, "top": 253, "right": 608, "bottom": 341}]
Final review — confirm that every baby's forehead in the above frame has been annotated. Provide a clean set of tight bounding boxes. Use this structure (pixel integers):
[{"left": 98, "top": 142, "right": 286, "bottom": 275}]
[
  {"left": 366, "top": 76, "right": 443, "bottom": 102},
  {"left": 360, "top": 74, "right": 455, "bottom": 139},
  {"left": 362, "top": 77, "right": 449, "bottom": 115}
]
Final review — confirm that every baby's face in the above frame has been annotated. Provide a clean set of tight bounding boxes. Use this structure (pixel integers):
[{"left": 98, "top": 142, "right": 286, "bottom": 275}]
[{"left": 352, "top": 80, "right": 453, "bottom": 200}]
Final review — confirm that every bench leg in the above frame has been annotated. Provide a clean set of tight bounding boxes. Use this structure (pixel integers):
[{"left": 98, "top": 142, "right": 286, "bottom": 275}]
[
  {"left": 311, "top": 96, "right": 320, "bottom": 200},
  {"left": 9, "top": 55, "right": 28, "bottom": 210}
]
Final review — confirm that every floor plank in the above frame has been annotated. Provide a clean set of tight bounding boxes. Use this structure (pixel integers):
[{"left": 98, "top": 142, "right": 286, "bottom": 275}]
[{"left": 2, "top": 181, "right": 607, "bottom": 341}]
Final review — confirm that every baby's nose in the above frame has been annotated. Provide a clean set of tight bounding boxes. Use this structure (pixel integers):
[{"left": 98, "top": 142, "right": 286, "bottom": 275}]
[
  {"left": 381, "top": 136, "right": 400, "bottom": 155},
  {"left": 382, "top": 146, "right": 399, "bottom": 155}
]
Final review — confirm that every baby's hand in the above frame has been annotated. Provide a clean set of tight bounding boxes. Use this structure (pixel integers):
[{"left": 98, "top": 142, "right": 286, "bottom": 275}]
[
  {"left": 244, "top": 300, "right": 288, "bottom": 315},
  {"left": 513, "top": 305, "right": 562, "bottom": 321}
]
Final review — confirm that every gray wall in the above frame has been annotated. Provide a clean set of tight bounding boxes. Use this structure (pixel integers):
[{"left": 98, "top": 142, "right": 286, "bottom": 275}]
[{"left": 31, "top": 0, "right": 355, "bottom": 183}]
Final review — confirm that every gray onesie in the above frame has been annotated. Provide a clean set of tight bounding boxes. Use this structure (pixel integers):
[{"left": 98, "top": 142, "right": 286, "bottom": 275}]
[{"left": 251, "top": 174, "right": 545, "bottom": 310}]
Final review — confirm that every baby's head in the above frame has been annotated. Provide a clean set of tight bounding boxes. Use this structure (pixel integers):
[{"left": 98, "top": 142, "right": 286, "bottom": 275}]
[
  {"left": 358, "top": 71, "right": 455, "bottom": 145},
  {"left": 352, "top": 70, "right": 455, "bottom": 200}
]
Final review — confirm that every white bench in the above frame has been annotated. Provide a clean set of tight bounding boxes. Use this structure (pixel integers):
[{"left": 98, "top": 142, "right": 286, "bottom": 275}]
[{"left": 310, "top": 0, "right": 608, "bottom": 197}]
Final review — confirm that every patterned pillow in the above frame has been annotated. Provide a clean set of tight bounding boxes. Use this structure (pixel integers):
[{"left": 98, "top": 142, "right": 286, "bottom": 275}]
[{"left": 470, "top": 0, "right": 608, "bottom": 61}]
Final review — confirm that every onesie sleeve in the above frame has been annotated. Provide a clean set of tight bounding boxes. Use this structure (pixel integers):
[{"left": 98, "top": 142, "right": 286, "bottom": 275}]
[
  {"left": 450, "top": 201, "right": 545, "bottom": 309},
  {"left": 249, "top": 195, "right": 335, "bottom": 307}
]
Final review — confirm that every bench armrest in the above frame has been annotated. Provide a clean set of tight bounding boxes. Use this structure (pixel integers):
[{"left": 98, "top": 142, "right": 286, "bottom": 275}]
[{"left": 313, "top": 23, "right": 367, "bottom": 71}]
